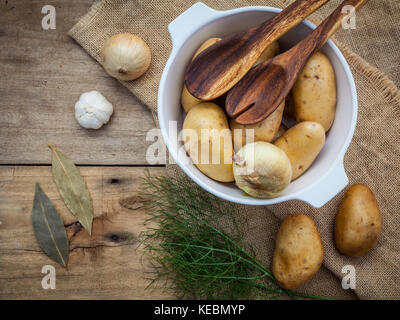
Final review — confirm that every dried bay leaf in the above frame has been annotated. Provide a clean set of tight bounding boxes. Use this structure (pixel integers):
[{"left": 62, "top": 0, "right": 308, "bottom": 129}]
[
  {"left": 32, "top": 183, "right": 69, "bottom": 268},
  {"left": 49, "top": 145, "right": 93, "bottom": 235}
]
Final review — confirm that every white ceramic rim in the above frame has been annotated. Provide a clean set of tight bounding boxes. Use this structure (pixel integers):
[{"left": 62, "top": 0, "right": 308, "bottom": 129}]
[{"left": 158, "top": 4, "right": 358, "bottom": 206}]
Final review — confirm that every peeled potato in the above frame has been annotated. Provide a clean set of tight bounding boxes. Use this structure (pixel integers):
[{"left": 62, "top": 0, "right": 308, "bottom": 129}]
[
  {"left": 183, "top": 102, "right": 234, "bottom": 182},
  {"left": 274, "top": 121, "right": 325, "bottom": 181},
  {"left": 230, "top": 101, "right": 284, "bottom": 152},
  {"left": 253, "top": 41, "right": 280, "bottom": 66},
  {"left": 272, "top": 214, "right": 324, "bottom": 290},
  {"left": 335, "top": 184, "right": 382, "bottom": 257},
  {"left": 181, "top": 38, "right": 222, "bottom": 113},
  {"left": 293, "top": 51, "right": 337, "bottom": 132}
]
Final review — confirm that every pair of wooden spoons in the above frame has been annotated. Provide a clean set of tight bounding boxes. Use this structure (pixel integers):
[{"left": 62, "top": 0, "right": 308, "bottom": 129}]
[{"left": 185, "top": 0, "right": 368, "bottom": 125}]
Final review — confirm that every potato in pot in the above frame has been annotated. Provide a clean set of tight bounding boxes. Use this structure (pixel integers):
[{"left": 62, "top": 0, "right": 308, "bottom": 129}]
[
  {"left": 272, "top": 214, "right": 324, "bottom": 290},
  {"left": 274, "top": 121, "right": 325, "bottom": 181},
  {"left": 230, "top": 101, "right": 284, "bottom": 152},
  {"left": 272, "top": 123, "right": 287, "bottom": 143},
  {"left": 335, "top": 184, "right": 382, "bottom": 257},
  {"left": 183, "top": 102, "right": 234, "bottom": 182},
  {"left": 293, "top": 51, "right": 337, "bottom": 132},
  {"left": 253, "top": 41, "right": 279, "bottom": 66}
]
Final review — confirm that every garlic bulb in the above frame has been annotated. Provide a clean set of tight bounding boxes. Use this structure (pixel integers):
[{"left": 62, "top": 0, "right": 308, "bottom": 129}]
[
  {"left": 101, "top": 33, "right": 151, "bottom": 81},
  {"left": 233, "top": 142, "right": 292, "bottom": 198},
  {"left": 75, "top": 91, "right": 113, "bottom": 129}
]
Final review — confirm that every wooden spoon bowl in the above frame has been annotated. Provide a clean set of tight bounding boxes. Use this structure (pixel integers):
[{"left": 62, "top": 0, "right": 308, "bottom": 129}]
[
  {"left": 184, "top": 0, "right": 330, "bottom": 101},
  {"left": 226, "top": 0, "right": 369, "bottom": 125}
]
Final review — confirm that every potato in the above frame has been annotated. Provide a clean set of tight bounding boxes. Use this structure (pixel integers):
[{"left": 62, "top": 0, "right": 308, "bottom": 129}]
[
  {"left": 181, "top": 38, "right": 222, "bottom": 113},
  {"left": 230, "top": 101, "right": 284, "bottom": 152},
  {"left": 274, "top": 121, "right": 325, "bottom": 181},
  {"left": 183, "top": 102, "right": 234, "bottom": 182},
  {"left": 272, "top": 123, "right": 287, "bottom": 142},
  {"left": 335, "top": 184, "right": 382, "bottom": 257},
  {"left": 272, "top": 214, "right": 324, "bottom": 290},
  {"left": 253, "top": 41, "right": 280, "bottom": 66},
  {"left": 193, "top": 37, "right": 221, "bottom": 59},
  {"left": 181, "top": 86, "right": 202, "bottom": 113},
  {"left": 293, "top": 51, "right": 337, "bottom": 132}
]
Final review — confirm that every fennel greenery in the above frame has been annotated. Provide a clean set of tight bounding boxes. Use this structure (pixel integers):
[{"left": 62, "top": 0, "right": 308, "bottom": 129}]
[{"left": 139, "top": 171, "right": 333, "bottom": 300}]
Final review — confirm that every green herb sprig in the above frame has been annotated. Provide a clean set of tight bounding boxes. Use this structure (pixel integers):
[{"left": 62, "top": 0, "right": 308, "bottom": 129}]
[{"left": 139, "top": 171, "right": 333, "bottom": 300}]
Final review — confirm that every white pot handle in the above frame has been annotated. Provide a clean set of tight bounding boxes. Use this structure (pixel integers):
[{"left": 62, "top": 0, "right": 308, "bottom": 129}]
[
  {"left": 295, "top": 161, "right": 349, "bottom": 208},
  {"left": 168, "top": 2, "right": 222, "bottom": 50}
]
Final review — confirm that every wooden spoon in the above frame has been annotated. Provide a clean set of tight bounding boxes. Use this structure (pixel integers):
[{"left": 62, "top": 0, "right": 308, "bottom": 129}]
[
  {"left": 184, "top": 0, "right": 330, "bottom": 100},
  {"left": 226, "top": 0, "right": 368, "bottom": 125}
]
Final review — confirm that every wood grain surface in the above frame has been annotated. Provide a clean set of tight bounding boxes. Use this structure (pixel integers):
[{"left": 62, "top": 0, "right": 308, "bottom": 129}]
[
  {"left": 0, "top": 0, "right": 156, "bottom": 165},
  {"left": 0, "top": 166, "right": 174, "bottom": 299},
  {"left": 0, "top": 1, "right": 169, "bottom": 299}
]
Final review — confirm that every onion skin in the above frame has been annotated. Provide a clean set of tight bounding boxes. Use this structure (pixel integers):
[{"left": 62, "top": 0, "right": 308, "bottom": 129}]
[
  {"left": 101, "top": 33, "right": 151, "bottom": 81},
  {"left": 233, "top": 142, "right": 292, "bottom": 198}
]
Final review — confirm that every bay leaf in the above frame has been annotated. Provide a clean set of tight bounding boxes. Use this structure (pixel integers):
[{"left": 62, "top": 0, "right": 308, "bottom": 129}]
[
  {"left": 32, "top": 183, "right": 69, "bottom": 268},
  {"left": 49, "top": 145, "right": 93, "bottom": 235}
]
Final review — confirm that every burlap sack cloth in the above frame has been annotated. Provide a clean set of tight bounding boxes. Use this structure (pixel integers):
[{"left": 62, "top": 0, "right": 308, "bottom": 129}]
[{"left": 69, "top": 0, "right": 400, "bottom": 299}]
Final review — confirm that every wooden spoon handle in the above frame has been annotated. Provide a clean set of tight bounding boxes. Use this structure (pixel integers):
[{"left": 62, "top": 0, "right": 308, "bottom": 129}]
[
  {"left": 185, "top": 0, "right": 331, "bottom": 100},
  {"left": 295, "top": 0, "right": 368, "bottom": 58},
  {"left": 256, "top": 0, "right": 331, "bottom": 49}
]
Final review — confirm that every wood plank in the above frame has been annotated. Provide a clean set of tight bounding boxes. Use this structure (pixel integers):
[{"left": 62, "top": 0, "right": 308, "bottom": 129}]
[
  {"left": 0, "top": 0, "right": 156, "bottom": 165},
  {"left": 0, "top": 166, "right": 175, "bottom": 299}
]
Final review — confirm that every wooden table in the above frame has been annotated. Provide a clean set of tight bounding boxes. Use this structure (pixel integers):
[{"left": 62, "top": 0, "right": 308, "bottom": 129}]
[{"left": 0, "top": 0, "right": 173, "bottom": 299}]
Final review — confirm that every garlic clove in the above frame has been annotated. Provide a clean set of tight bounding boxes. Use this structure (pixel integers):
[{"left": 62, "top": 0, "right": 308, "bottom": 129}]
[
  {"left": 75, "top": 100, "right": 88, "bottom": 118},
  {"left": 77, "top": 113, "right": 103, "bottom": 130}
]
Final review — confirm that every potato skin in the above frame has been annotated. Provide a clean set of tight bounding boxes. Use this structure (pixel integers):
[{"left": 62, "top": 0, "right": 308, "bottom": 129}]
[
  {"left": 230, "top": 101, "right": 284, "bottom": 152},
  {"left": 274, "top": 121, "right": 325, "bottom": 180},
  {"left": 181, "top": 38, "right": 222, "bottom": 113},
  {"left": 183, "top": 103, "right": 234, "bottom": 182},
  {"left": 335, "top": 184, "right": 382, "bottom": 257},
  {"left": 272, "top": 123, "right": 287, "bottom": 143},
  {"left": 272, "top": 214, "right": 324, "bottom": 290},
  {"left": 193, "top": 37, "right": 221, "bottom": 59},
  {"left": 293, "top": 51, "right": 337, "bottom": 132},
  {"left": 181, "top": 86, "right": 202, "bottom": 113}
]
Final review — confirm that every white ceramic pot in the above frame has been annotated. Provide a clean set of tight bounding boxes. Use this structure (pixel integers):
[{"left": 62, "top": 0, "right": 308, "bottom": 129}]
[{"left": 158, "top": 2, "right": 357, "bottom": 208}]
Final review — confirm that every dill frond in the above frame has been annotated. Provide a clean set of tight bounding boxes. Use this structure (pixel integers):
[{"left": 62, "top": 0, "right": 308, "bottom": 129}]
[{"left": 139, "top": 171, "right": 333, "bottom": 300}]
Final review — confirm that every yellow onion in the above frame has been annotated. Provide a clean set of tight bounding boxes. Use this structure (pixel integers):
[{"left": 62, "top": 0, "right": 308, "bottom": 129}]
[{"left": 101, "top": 33, "right": 151, "bottom": 81}]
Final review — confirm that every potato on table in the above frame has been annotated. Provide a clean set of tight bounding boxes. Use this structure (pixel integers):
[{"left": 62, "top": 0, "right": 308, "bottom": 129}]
[
  {"left": 335, "top": 184, "right": 382, "bottom": 257},
  {"left": 272, "top": 214, "right": 324, "bottom": 290}
]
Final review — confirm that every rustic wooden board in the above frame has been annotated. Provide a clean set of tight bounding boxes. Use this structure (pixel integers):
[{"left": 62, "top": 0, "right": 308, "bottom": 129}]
[
  {"left": 0, "top": 0, "right": 156, "bottom": 165},
  {"left": 0, "top": 166, "right": 174, "bottom": 299}
]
